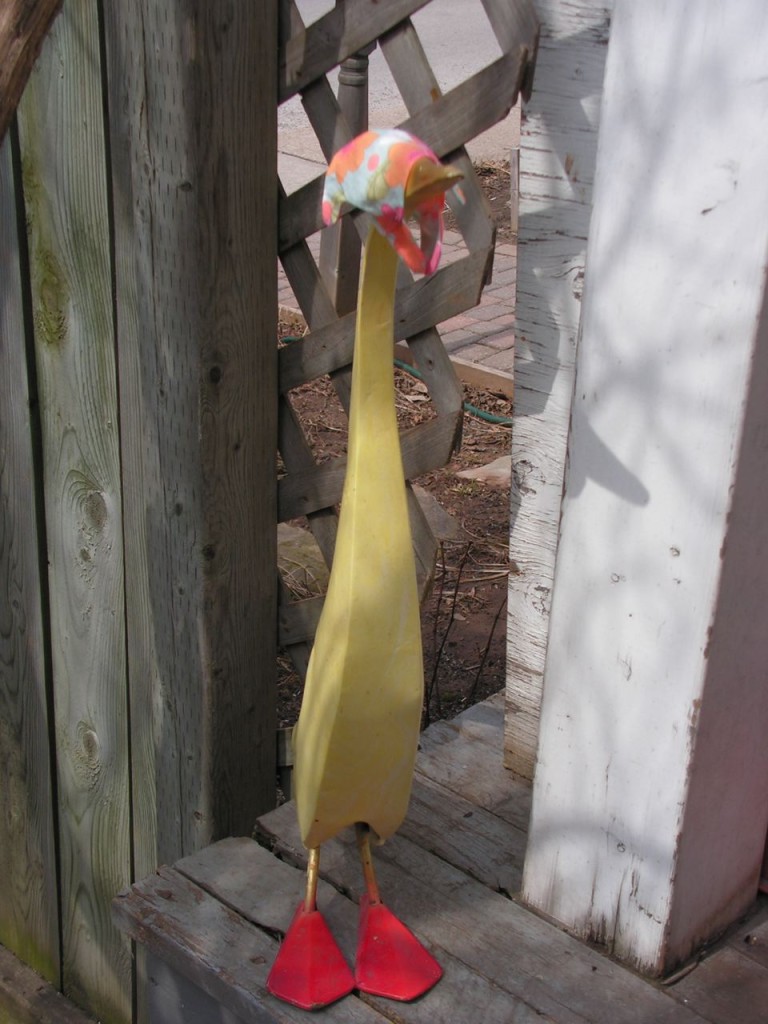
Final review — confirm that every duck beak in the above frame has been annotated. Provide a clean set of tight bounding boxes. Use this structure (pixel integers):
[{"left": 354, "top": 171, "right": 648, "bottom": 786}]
[{"left": 404, "top": 157, "right": 464, "bottom": 212}]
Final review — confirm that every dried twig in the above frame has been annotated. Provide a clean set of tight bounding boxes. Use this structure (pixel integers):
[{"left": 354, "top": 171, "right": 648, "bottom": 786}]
[
  {"left": 469, "top": 592, "right": 507, "bottom": 704},
  {"left": 423, "top": 543, "right": 472, "bottom": 728}
]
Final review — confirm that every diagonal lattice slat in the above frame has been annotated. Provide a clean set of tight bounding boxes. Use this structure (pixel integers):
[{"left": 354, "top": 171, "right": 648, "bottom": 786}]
[{"left": 277, "top": 0, "right": 538, "bottom": 676}]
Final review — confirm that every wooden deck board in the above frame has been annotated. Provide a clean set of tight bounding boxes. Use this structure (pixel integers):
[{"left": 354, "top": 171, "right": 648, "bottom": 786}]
[
  {"left": 113, "top": 860, "right": 383, "bottom": 1024},
  {"left": 416, "top": 693, "right": 533, "bottom": 831},
  {"left": 0, "top": 944, "right": 97, "bottom": 1024},
  {"left": 670, "top": 946, "right": 768, "bottom": 1024},
  {"left": 726, "top": 902, "right": 768, "bottom": 971},
  {"left": 113, "top": 693, "right": 768, "bottom": 1022},
  {"left": 401, "top": 773, "right": 526, "bottom": 894},
  {"left": 176, "top": 838, "right": 551, "bottom": 1024},
  {"left": 257, "top": 804, "right": 706, "bottom": 1024}
]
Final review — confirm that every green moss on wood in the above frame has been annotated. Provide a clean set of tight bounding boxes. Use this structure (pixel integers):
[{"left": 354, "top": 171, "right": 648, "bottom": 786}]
[
  {"left": 33, "top": 246, "right": 69, "bottom": 349},
  {"left": 21, "top": 154, "right": 70, "bottom": 350},
  {"left": 0, "top": 920, "right": 58, "bottom": 988}
]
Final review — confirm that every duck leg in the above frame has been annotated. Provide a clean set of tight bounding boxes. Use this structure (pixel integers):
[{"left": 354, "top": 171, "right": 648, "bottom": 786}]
[
  {"left": 266, "top": 846, "right": 355, "bottom": 1010},
  {"left": 354, "top": 823, "right": 443, "bottom": 1000}
]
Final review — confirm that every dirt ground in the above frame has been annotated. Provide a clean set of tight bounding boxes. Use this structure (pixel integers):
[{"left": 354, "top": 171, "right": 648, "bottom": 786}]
[{"left": 278, "top": 160, "right": 514, "bottom": 728}]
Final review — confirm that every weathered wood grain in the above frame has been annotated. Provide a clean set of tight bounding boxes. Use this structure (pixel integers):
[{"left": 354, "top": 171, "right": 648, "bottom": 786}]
[
  {"left": 505, "top": 0, "right": 612, "bottom": 778},
  {"left": 278, "top": 593, "right": 323, "bottom": 648},
  {"left": 281, "top": 234, "right": 339, "bottom": 328},
  {"left": 0, "top": 134, "right": 59, "bottom": 986},
  {"left": 403, "top": 327, "right": 465, "bottom": 418},
  {"left": 401, "top": 774, "right": 526, "bottom": 894},
  {"left": 16, "top": 4, "right": 132, "bottom": 1019},
  {"left": 278, "top": 397, "right": 339, "bottom": 561},
  {"left": 727, "top": 904, "right": 768, "bottom": 971},
  {"left": 115, "top": 690, "right": 768, "bottom": 1022},
  {"left": 144, "top": 956, "right": 246, "bottom": 1024},
  {"left": 415, "top": 693, "right": 532, "bottom": 832},
  {"left": 481, "top": 0, "right": 541, "bottom": 81},
  {"left": 113, "top": 862, "right": 386, "bottom": 1024},
  {"left": 300, "top": 69, "right": 354, "bottom": 165},
  {"left": 0, "top": 943, "right": 96, "bottom": 1024},
  {"left": 0, "top": 0, "right": 63, "bottom": 144},
  {"left": 669, "top": 947, "right": 768, "bottom": 1024},
  {"left": 105, "top": 0, "right": 278, "bottom": 875},
  {"left": 278, "top": 182, "right": 327, "bottom": 254}
]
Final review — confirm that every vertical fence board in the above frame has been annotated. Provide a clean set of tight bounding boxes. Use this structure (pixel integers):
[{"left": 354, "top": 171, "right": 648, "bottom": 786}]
[
  {"left": 16, "top": 3, "right": 131, "bottom": 1021},
  {"left": 101, "top": 3, "right": 161, "bottom": 888},
  {"left": 505, "top": 0, "right": 612, "bottom": 778},
  {"left": 0, "top": 135, "right": 60, "bottom": 987},
  {"left": 105, "top": 0, "right": 278, "bottom": 870}
]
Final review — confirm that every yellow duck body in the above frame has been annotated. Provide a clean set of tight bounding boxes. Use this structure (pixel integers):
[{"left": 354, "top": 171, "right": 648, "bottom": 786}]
[{"left": 292, "top": 228, "right": 423, "bottom": 850}]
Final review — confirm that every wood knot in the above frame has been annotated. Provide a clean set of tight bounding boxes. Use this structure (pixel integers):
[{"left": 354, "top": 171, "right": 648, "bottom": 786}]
[
  {"left": 73, "top": 722, "right": 102, "bottom": 790},
  {"left": 84, "top": 491, "right": 108, "bottom": 530}
]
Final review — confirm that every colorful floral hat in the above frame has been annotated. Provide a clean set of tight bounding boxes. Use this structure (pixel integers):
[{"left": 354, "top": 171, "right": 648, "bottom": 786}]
[{"left": 322, "top": 128, "right": 457, "bottom": 275}]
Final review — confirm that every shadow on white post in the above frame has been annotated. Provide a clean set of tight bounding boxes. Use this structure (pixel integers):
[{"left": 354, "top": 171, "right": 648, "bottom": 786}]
[{"left": 522, "top": 0, "right": 768, "bottom": 975}]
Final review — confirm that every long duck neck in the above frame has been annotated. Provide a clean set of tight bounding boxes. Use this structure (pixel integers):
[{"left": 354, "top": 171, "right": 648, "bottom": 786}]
[
  {"left": 346, "top": 228, "right": 401, "bottom": 473},
  {"left": 327, "top": 224, "right": 416, "bottom": 588}
]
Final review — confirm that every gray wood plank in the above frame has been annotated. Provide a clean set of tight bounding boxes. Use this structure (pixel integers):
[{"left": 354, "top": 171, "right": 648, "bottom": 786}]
[
  {"left": 105, "top": 0, "right": 278, "bottom": 870},
  {"left": 727, "top": 901, "right": 768, "bottom": 971},
  {"left": 0, "top": 134, "right": 60, "bottom": 986},
  {"left": 281, "top": 235, "right": 338, "bottom": 329},
  {"left": 0, "top": 944, "right": 96, "bottom": 1024},
  {"left": 481, "top": 0, "right": 541, "bottom": 69},
  {"left": 400, "top": 774, "right": 526, "bottom": 895},
  {"left": 416, "top": 693, "right": 533, "bottom": 831},
  {"left": 278, "top": 182, "right": 327, "bottom": 254},
  {"left": 258, "top": 808, "right": 709, "bottom": 1024},
  {"left": 177, "top": 838, "right": 559, "bottom": 1024},
  {"left": 16, "top": 7, "right": 132, "bottom": 1018},
  {"left": 669, "top": 946, "right": 768, "bottom": 1024},
  {"left": 146, "top": 954, "right": 247, "bottom": 1024},
  {"left": 299, "top": 65, "right": 354, "bottom": 164}
]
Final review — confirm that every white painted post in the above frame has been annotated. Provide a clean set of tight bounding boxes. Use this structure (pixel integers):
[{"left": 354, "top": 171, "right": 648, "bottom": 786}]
[
  {"left": 522, "top": 0, "right": 768, "bottom": 975},
  {"left": 506, "top": 0, "right": 613, "bottom": 778}
]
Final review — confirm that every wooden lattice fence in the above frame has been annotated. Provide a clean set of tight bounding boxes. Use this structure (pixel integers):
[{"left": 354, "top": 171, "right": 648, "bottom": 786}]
[{"left": 275, "top": 0, "right": 539, "bottom": 678}]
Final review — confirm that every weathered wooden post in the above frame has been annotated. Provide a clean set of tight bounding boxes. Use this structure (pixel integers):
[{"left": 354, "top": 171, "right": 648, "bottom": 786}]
[
  {"left": 105, "top": 0, "right": 278, "bottom": 866},
  {"left": 523, "top": 0, "right": 768, "bottom": 975},
  {"left": 505, "top": 0, "right": 612, "bottom": 778}
]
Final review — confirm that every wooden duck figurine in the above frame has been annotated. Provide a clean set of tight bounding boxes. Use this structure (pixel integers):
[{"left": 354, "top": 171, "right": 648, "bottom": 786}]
[{"left": 268, "top": 130, "right": 463, "bottom": 1011}]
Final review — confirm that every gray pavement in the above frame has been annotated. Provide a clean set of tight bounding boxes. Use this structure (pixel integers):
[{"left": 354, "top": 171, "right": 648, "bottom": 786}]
[{"left": 277, "top": 0, "right": 517, "bottom": 377}]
